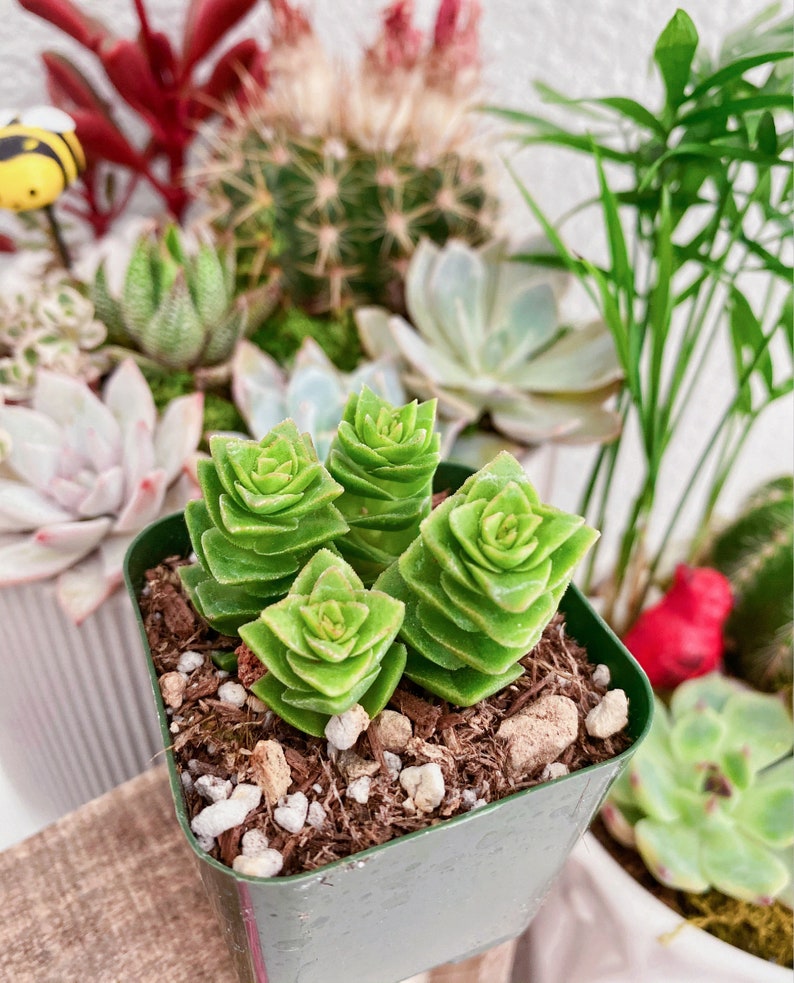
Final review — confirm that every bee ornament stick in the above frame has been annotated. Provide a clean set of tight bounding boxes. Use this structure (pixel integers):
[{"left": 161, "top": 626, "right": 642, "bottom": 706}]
[{"left": 0, "top": 106, "right": 85, "bottom": 268}]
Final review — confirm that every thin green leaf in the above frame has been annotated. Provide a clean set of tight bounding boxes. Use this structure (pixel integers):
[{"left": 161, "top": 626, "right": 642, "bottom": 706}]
[
  {"left": 647, "top": 187, "right": 675, "bottom": 459},
  {"left": 729, "top": 287, "right": 774, "bottom": 408},
  {"left": 676, "top": 94, "right": 792, "bottom": 129},
  {"left": 687, "top": 50, "right": 792, "bottom": 101},
  {"left": 741, "top": 238, "right": 794, "bottom": 281},
  {"left": 654, "top": 9, "right": 699, "bottom": 109},
  {"left": 637, "top": 142, "right": 786, "bottom": 192},
  {"left": 756, "top": 111, "right": 778, "bottom": 154},
  {"left": 593, "top": 145, "right": 634, "bottom": 307}
]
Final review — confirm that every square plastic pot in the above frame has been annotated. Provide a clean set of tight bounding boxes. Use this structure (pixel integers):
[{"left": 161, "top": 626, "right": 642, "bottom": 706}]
[{"left": 124, "top": 508, "right": 653, "bottom": 983}]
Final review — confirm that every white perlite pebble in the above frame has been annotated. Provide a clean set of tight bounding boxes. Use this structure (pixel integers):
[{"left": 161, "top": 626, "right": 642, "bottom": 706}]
[
  {"left": 274, "top": 791, "right": 309, "bottom": 833},
  {"left": 325, "top": 704, "right": 370, "bottom": 750},
  {"left": 585, "top": 689, "right": 629, "bottom": 739},
  {"left": 241, "top": 829, "right": 270, "bottom": 857},
  {"left": 250, "top": 739, "right": 292, "bottom": 805},
  {"left": 346, "top": 776, "right": 372, "bottom": 804},
  {"left": 233, "top": 851, "right": 284, "bottom": 878},
  {"left": 462, "top": 789, "right": 487, "bottom": 811},
  {"left": 159, "top": 671, "right": 186, "bottom": 709},
  {"left": 336, "top": 750, "right": 380, "bottom": 781},
  {"left": 190, "top": 783, "right": 262, "bottom": 839},
  {"left": 497, "top": 695, "right": 579, "bottom": 777},
  {"left": 218, "top": 681, "right": 248, "bottom": 707},
  {"left": 541, "top": 762, "right": 570, "bottom": 782},
  {"left": 375, "top": 710, "right": 412, "bottom": 751},
  {"left": 247, "top": 695, "right": 267, "bottom": 713},
  {"left": 180, "top": 771, "right": 193, "bottom": 792},
  {"left": 592, "top": 664, "right": 611, "bottom": 688},
  {"left": 383, "top": 751, "right": 402, "bottom": 779},
  {"left": 399, "top": 763, "right": 445, "bottom": 814},
  {"left": 195, "top": 774, "right": 233, "bottom": 802},
  {"left": 195, "top": 834, "right": 215, "bottom": 853},
  {"left": 307, "top": 802, "right": 327, "bottom": 829},
  {"left": 177, "top": 650, "right": 204, "bottom": 673}
]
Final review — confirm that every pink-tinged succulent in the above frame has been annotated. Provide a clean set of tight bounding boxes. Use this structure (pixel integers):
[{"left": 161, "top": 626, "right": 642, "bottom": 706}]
[{"left": 0, "top": 359, "right": 203, "bottom": 622}]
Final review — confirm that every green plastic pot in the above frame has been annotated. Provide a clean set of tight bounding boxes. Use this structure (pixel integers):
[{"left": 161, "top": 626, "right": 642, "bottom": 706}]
[{"left": 123, "top": 465, "right": 653, "bottom": 983}]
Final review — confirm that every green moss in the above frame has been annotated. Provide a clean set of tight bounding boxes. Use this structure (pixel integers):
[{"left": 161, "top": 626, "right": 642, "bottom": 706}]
[
  {"left": 679, "top": 890, "right": 793, "bottom": 967},
  {"left": 249, "top": 306, "right": 363, "bottom": 371}
]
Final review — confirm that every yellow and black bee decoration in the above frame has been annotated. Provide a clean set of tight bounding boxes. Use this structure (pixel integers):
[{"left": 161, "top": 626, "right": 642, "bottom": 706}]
[{"left": 0, "top": 106, "right": 85, "bottom": 213}]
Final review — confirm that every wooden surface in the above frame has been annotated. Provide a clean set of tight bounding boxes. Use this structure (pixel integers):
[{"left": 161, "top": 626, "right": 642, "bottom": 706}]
[{"left": 0, "top": 766, "right": 523, "bottom": 983}]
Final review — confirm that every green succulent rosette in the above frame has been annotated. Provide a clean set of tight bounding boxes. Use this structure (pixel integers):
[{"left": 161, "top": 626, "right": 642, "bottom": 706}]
[
  {"left": 376, "top": 451, "right": 599, "bottom": 706},
  {"left": 240, "top": 549, "right": 407, "bottom": 736},
  {"left": 327, "top": 387, "right": 440, "bottom": 584},
  {"left": 180, "top": 421, "right": 349, "bottom": 634}
]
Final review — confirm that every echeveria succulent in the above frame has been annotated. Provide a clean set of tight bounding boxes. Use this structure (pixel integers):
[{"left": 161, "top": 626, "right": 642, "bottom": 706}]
[
  {"left": 356, "top": 236, "right": 622, "bottom": 446},
  {"left": 91, "top": 224, "right": 278, "bottom": 370},
  {"left": 231, "top": 337, "right": 406, "bottom": 461},
  {"left": 0, "top": 360, "right": 203, "bottom": 621},
  {"left": 240, "top": 549, "right": 407, "bottom": 736},
  {"left": 327, "top": 387, "right": 440, "bottom": 584},
  {"left": 180, "top": 422, "right": 349, "bottom": 634},
  {"left": 603, "top": 673, "right": 794, "bottom": 904},
  {"left": 376, "top": 451, "right": 599, "bottom": 705}
]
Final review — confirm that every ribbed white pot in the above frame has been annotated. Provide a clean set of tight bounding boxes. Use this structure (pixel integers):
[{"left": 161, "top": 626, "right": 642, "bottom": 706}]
[
  {"left": 0, "top": 580, "right": 160, "bottom": 822},
  {"left": 519, "top": 832, "right": 790, "bottom": 983}
]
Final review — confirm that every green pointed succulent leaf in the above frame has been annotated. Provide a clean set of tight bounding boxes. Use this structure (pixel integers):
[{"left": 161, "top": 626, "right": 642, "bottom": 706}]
[
  {"left": 634, "top": 819, "right": 710, "bottom": 893},
  {"left": 721, "top": 690, "right": 793, "bottom": 772},
  {"left": 701, "top": 823, "right": 792, "bottom": 903},
  {"left": 669, "top": 705, "right": 726, "bottom": 764}
]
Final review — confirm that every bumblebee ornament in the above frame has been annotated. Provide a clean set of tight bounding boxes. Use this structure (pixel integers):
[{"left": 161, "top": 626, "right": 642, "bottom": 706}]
[{"left": 0, "top": 106, "right": 85, "bottom": 267}]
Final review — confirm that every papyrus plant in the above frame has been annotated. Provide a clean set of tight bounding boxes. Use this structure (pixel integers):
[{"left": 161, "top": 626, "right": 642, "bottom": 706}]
[
  {"left": 239, "top": 549, "right": 406, "bottom": 736},
  {"left": 327, "top": 387, "right": 440, "bottom": 584},
  {"left": 377, "top": 451, "right": 599, "bottom": 705},
  {"left": 180, "top": 422, "right": 348, "bottom": 635},
  {"left": 603, "top": 673, "right": 793, "bottom": 904}
]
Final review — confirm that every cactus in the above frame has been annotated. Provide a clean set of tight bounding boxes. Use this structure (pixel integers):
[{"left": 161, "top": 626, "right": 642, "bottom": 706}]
[
  {"left": 707, "top": 477, "right": 793, "bottom": 693},
  {"left": 180, "top": 421, "right": 349, "bottom": 634},
  {"left": 327, "top": 387, "right": 440, "bottom": 584},
  {"left": 357, "top": 237, "right": 623, "bottom": 447},
  {"left": 91, "top": 224, "right": 278, "bottom": 370},
  {"left": 202, "top": 0, "right": 496, "bottom": 314},
  {"left": 376, "top": 451, "right": 599, "bottom": 705},
  {"left": 240, "top": 549, "right": 406, "bottom": 736},
  {"left": 603, "top": 673, "right": 794, "bottom": 905}
]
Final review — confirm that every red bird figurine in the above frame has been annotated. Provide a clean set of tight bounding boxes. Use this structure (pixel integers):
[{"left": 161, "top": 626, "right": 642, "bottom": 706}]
[{"left": 622, "top": 564, "right": 734, "bottom": 690}]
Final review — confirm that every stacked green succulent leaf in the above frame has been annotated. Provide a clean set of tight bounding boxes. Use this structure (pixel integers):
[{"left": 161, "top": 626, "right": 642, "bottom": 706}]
[
  {"left": 91, "top": 224, "right": 278, "bottom": 370},
  {"left": 327, "top": 387, "right": 440, "bottom": 584},
  {"left": 376, "top": 452, "right": 599, "bottom": 706},
  {"left": 180, "top": 421, "right": 348, "bottom": 634},
  {"left": 240, "top": 550, "right": 406, "bottom": 736},
  {"left": 603, "top": 673, "right": 794, "bottom": 905}
]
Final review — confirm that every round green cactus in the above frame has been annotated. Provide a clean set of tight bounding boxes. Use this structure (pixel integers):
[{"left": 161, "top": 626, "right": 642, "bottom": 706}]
[
  {"left": 327, "top": 387, "right": 440, "bottom": 584},
  {"left": 707, "top": 476, "right": 793, "bottom": 693},
  {"left": 376, "top": 451, "right": 599, "bottom": 705},
  {"left": 240, "top": 549, "right": 407, "bottom": 736},
  {"left": 604, "top": 673, "right": 794, "bottom": 904},
  {"left": 180, "top": 421, "right": 349, "bottom": 634}
]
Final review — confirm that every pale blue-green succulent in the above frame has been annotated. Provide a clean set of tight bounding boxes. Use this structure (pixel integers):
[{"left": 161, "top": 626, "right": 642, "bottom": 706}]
[{"left": 604, "top": 673, "right": 794, "bottom": 905}]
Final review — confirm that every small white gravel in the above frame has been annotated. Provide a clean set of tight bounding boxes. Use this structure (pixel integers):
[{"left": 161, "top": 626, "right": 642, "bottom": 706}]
[
  {"left": 195, "top": 774, "right": 233, "bottom": 803},
  {"left": 325, "top": 704, "right": 370, "bottom": 750},
  {"left": 190, "top": 783, "right": 262, "bottom": 840},
  {"left": 399, "top": 763, "right": 445, "bottom": 813},
  {"left": 592, "top": 664, "right": 611, "bottom": 688},
  {"left": 217, "top": 681, "right": 247, "bottom": 707},
  {"left": 383, "top": 751, "right": 402, "bottom": 779},
  {"left": 274, "top": 791, "right": 309, "bottom": 833},
  {"left": 541, "top": 762, "right": 570, "bottom": 782},
  {"left": 241, "top": 829, "right": 270, "bottom": 857},
  {"left": 307, "top": 802, "right": 327, "bottom": 829},
  {"left": 232, "top": 851, "right": 284, "bottom": 877},
  {"left": 346, "top": 776, "right": 372, "bottom": 804},
  {"left": 177, "top": 650, "right": 204, "bottom": 673},
  {"left": 585, "top": 689, "right": 629, "bottom": 738}
]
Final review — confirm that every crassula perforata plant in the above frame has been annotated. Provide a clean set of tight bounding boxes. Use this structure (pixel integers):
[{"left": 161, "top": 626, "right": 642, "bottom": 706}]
[
  {"left": 180, "top": 420, "right": 348, "bottom": 635},
  {"left": 377, "top": 452, "right": 599, "bottom": 705},
  {"left": 239, "top": 549, "right": 407, "bottom": 736},
  {"left": 603, "top": 673, "right": 794, "bottom": 905},
  {"left": 327, "top": 386, "right": 440, "bottom": 584}
]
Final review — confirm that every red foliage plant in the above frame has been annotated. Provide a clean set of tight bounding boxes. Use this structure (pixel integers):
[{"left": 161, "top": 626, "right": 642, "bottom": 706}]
[{"left": 19, "top": 0, "right": 268, "bottom": 235}]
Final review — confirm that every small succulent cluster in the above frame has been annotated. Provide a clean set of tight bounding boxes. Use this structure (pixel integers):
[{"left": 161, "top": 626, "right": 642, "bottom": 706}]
[
  {"left": 377, "top": 452, "right": 599, "bottom": 704},
  {"left": 0, "top": 359, "right": 203, "bottom": 621},
  {"left": 603, "top": 673, "right": 794, "bottom": 905},
  {"left": 0, "top": 274, "right": 105, "bottom": 401},
  {"left": 180, "top": 387, "right": 598, "bottom": 733},
  {"left": 202, "top": 0, "right": 496, "bottom": 313},
  {"left": 91, "top": 224, "right": 278, "bottom": 371},
  {"left": 357, "top": 237, "right": 623, "bottom": 448}
]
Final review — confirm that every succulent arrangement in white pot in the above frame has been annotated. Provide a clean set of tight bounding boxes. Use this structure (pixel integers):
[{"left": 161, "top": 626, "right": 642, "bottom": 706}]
[{"left": 0, "top": 357, "right": 203, "bottom": 818}]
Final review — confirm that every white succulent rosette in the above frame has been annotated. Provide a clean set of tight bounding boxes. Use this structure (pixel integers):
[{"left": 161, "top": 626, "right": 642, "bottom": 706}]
[
  {"left": 357, "top": 236, "right": 624, "bottom": 446},
  {"left": 0, "top": 359, "right": 203, "bottom": 622}
]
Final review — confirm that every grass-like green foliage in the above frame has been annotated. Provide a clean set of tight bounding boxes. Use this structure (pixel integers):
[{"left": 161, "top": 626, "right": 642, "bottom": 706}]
[
  {"left": 376, "top": 452, "right": 599, "bottom": 705},
  {"left": 328, "top": 387, "right": 440, "bottom": 585},
  {"left": 604, "top": 673, "right": 794, "bottom": 904},
  {"left": 241, "top": 550, "right": 406, "bottom": 736},
  {"left": 495, "top": 5, "right": 793, "bottom": 633},
  {"left": 180, "top": 421, "right": 348, "bottom": 634}
]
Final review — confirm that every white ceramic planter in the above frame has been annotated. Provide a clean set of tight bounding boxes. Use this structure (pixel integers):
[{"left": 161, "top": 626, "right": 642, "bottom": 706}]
[
  {"left": 518, "top": 832, "right": 791, "bottom": 983},
  {"left": 0, "top": 580, "right": 162, "bottom": 823}
]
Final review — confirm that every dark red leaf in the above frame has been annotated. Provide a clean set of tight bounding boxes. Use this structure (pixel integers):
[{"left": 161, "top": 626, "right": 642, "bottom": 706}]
[
  {"left": 0, "top": 234, "right": 17, "bottom": 253},
  {"left": 70, "top": 108, "right": 147, "bottom": 170},
  {"left": 99, "top": 38, "right": 164, "bottom": 121},
  {"left": 147, "top": 30, "right": 178, "bottom": 82},
  {"left": 42, "top": 51, "right": 113, "bottom": 118},
  {"left": 181, "top": 0, "right": 258, "bottom": 74},
  {"left": 19, "top": 0, "right": 109, "bottom": 52},
  {"left": 188, "top": 38, "right": 264, "bottom": 121}
]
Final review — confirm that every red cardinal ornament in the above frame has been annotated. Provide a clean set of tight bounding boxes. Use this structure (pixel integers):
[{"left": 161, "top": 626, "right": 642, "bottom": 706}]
[{"left": 622, "top": 564, "right": 733, "bottom": 690}]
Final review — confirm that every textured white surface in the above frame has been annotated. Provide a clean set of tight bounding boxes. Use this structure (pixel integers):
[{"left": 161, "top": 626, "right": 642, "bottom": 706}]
[{"left": 0, "top": 0, "right": 791, "bottom": 850}]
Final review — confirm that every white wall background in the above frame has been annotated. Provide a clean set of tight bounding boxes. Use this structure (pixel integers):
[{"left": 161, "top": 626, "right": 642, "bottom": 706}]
[{"left": 1, "top": 0, "right": 791, "bottom": 848}]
